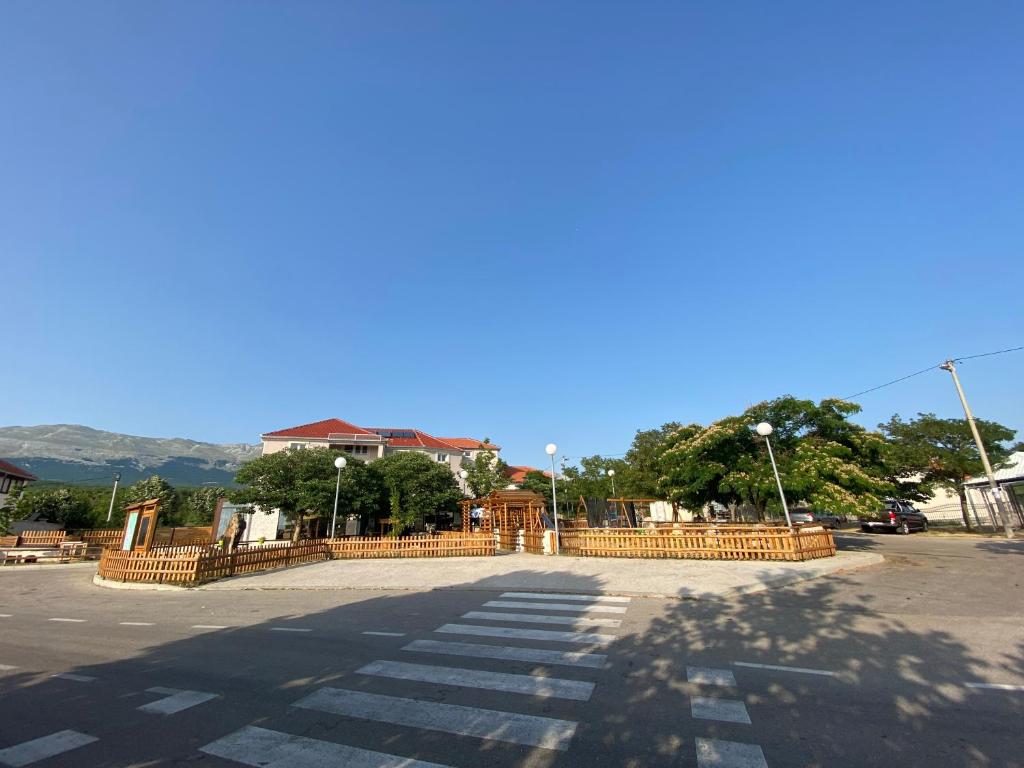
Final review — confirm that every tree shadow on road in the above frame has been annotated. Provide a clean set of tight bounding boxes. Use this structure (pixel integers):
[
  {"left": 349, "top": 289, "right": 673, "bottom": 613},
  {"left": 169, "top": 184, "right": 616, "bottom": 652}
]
[{"left": 0, "top": 559, "right": 1021, "bottom": 768}]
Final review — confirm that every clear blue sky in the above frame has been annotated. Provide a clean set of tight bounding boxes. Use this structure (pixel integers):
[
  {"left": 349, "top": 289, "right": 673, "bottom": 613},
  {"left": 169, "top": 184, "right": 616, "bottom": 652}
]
[{"left": 3, "top": 1, "right": 1022, "bottom": 466}]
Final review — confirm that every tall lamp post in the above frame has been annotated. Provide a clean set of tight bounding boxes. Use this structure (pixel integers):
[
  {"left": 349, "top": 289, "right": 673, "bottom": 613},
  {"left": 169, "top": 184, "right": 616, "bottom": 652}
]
[
  {"left": 755, "top": 422, "right": 793, "bottom": 528},
  {"left": 459, "top": 468, "right": 469, "bottom": 496},
  {"left": 546, "top": 443, "right": 559, "bottom": 554},
  {"left": 608, "top": 469, "right": 616, "bottom": 497},
  {"left": 330, "top": 456, "right": 347, "bottom": 539}
]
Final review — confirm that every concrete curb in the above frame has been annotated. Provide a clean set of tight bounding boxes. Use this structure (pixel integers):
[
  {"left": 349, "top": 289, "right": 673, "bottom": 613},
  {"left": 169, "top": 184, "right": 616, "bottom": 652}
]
[
  {"left": 196, "top": 551, "right": 886, "bottom": 600},
  {"left": 0, "top": 562, "right": 99, "bottom": 573},
  {"left": 92, "top": 574, "right": 192, "bottom": 592}
]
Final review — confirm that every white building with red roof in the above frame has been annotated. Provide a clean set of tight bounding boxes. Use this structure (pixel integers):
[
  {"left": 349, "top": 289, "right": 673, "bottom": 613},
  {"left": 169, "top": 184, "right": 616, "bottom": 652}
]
[
  {"left": 259, "top": 419, "right": 501, "bottom": 483},
  {"left": 0, "top": 458, "right": 37, "bottom": 510}
]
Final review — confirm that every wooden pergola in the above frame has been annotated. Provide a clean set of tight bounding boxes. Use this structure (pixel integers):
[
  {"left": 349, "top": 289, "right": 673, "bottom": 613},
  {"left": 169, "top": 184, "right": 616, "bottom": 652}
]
[{"left": 460, "top": 490, "right": 547, "bottom": 533}]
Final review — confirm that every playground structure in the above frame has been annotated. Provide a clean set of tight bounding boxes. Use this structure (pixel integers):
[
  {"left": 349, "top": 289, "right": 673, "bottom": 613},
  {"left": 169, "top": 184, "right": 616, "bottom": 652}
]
[
  {"left": 459, "top": 490, "right": 547, "bottom": 533},
  {"left": 571, "top": 497, "right": 682, "bottom": 528}
]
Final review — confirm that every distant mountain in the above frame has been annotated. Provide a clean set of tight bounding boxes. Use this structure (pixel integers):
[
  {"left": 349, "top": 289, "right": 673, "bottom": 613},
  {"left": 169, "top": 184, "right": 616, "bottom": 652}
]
[{"left": 0, "top": 424, "right": 261, "bottom": 487}]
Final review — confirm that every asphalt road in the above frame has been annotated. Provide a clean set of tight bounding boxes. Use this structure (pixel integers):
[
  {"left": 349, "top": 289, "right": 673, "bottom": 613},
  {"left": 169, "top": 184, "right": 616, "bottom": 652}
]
[{"left": 0, "top": 532, "right": 1021, "bottom": 767}]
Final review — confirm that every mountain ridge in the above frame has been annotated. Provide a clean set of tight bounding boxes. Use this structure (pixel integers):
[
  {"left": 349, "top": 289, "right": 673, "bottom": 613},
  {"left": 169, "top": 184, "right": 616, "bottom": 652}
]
[{"left": 0, "top": 424, "right": 261, "bottom": 487}]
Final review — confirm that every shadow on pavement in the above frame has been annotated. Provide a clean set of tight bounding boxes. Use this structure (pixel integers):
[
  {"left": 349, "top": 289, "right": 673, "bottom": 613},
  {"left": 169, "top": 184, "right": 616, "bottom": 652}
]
[{"left": 0, "top": 557, "right": 1021, "bottom": 767}]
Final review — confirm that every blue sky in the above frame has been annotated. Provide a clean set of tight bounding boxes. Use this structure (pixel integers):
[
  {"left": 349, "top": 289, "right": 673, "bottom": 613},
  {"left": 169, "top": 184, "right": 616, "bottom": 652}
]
[{"left": 3, "top": 1, "right": 1022, "bottom": 466}]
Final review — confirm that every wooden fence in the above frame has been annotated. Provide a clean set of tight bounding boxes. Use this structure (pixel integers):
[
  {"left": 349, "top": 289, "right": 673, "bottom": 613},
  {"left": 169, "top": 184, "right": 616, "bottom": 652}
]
[
  {"left": 98, "top": 533, "right": 496, "bottom": 585},
  {"left": 521, "top": 530, "right": 545, "bottom": 555},
  {"left": 10, "top": 527, "right": 213, "bottom": 550},
  {"left": 326, "top": 534, "right": 495, "bottom": 559},
  {"left": 557, "top": 526, "right": 836, "bottom": 561}
]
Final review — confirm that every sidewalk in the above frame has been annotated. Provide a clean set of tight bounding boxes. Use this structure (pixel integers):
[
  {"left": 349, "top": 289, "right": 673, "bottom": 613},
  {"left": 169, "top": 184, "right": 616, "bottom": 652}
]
[{"left": 198, "top": 550, "right": 882, "bottom": 599}]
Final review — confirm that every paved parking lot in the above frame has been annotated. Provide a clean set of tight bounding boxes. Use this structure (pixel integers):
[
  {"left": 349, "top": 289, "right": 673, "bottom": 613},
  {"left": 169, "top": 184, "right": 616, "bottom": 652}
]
[{"left": 0, "top": 533, "right": 1021, "bottom": 767}]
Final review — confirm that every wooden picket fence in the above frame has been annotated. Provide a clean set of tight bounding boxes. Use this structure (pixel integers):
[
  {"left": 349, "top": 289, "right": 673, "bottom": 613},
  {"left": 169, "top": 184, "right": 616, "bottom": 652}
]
[
  {"left": 521, "top": 530, "right": 545, "bottom": 555},
  {"left": 11, "top": 527, "right": 213, "bottom": 551},
  {"left": 326, "top": 533, "right": 495, "bottom": 559},
  {"left": 557, "top": 526, "right": 836, "bottom": 561},
  {"left": 98, "top": 532, "right": 496, "bottom": 585}
]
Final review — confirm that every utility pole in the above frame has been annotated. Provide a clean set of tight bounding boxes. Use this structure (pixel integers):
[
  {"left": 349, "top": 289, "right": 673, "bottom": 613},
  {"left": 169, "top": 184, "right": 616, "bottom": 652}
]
[
  {"left": 106, "top": 472, "right": 121, "bottom": 523},
  {"left": 939, "top": 360, "right": 1014, "bottom": 539}
]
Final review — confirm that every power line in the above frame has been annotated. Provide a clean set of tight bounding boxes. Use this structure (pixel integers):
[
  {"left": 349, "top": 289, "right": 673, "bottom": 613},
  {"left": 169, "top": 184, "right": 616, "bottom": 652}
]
[
  {"left": 842, "top": 344, "right": 1022, "bottom": 402},
  {"left": 953, "top": 345, "right": 1024, "bottom": 363}
]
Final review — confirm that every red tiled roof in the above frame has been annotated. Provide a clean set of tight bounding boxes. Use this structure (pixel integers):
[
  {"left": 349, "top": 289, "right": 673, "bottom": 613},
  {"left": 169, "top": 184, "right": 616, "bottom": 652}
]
[
  {"left": 505, "top": 465, "right": 550, "bottom": 484},
  {"left": 0, "top": 459, "right": 37, "bottom": 481},
  {"left": 367, "top": 429, "right": 461, "bottom": 451},
  {"left": 262, "top": 418, "right": 379, "bottom": 440},
  {"left": 439, "top": 438, "right": 502, "bottom": 451}
]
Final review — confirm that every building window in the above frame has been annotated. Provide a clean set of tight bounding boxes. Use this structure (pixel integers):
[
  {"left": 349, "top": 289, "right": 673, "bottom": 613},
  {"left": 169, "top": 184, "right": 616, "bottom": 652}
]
[
  {"left": 436, "top": 453, "right": 449, "bottom": 463},
  {"left": 289, "top": 442, "right": 305, "bottom": 451},
  {"left": 342, "top": 445, "right": 369, "bottom": 455},
  {"left": 0, "top": 476, "right": 11, "bottom": 494}
]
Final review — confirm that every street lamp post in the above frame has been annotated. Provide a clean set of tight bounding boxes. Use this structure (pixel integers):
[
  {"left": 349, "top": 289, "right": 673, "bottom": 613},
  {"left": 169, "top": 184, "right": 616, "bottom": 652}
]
[
  {"left": 330, "top": 456, "right": 347, "bottom": 539},
  {"left": 607, "top": 468, "right": 616, "bottom": 497},
  {"left": 756, "top": 422, "right": 793, "bottom": 528},
  {"left": 546, "top": 443, "right": 559, "bottom": 554},
  {"left": 459, "top": 468, "right": 469, "bottom": 495}
]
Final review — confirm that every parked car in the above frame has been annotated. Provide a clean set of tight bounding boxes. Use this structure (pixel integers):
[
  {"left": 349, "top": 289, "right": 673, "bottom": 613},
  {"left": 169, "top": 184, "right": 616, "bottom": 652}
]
[
  {"left": 860, "top": 499, "right": 928, "bottom": 534},
  {"left": 790, "top": 508, "right": 843, "bottom": 529}
]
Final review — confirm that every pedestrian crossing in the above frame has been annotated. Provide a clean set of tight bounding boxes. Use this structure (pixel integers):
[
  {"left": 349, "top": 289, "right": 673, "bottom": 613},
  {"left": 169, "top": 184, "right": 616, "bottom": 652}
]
[{"left": 199, "top": 589, "right": 632, "bottom": 766}]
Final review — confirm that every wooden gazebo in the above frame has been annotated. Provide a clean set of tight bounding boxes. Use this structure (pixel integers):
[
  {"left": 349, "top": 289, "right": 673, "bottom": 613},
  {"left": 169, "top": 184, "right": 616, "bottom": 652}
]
[{"left": 459, "top": 490, "right": 547, "bottom": 533}]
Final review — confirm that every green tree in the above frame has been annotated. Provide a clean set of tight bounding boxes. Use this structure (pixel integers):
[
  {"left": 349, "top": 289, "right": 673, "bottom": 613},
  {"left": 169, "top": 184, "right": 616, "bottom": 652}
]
[
  {"left": 122, "top": 475, "right": 180, "bottom": 525},
  {"left": 7, "top": 488, "right": 93, "bottom": 529},
  {"left": 462, "top": 442, "right": 509, "bottom": 497},
  {"left": 880, "top": 412, "right": 1015, "bottom": 530},
  {"left": 179, "top": 487, "right": 226, "bottom": 526},
  {"left": 372, "top": 451, "right": 462, "bottom": 534},
  {"left": 660, "top": 397, "right": 895, "bottom": 520},
  {"left": 233, "top": 449, "right": 386, "bottom": 541},
  {"left": 617, "top": 423, "right": 681, "bottom": 498},
  {"left": 520, "top": 470, "right": 554, "bottom": 505}
]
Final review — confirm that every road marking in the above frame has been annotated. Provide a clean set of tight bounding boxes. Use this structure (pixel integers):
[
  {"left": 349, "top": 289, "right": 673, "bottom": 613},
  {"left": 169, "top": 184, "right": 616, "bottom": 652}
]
[
  {"left": 462, "top": 611, "right": 622, "bottom": 628},
  {"left": 270, "top": 627, "right": 312, "bottom": 632},
  {"left": 691, "top": 697, "right": 751, "bottom": 724},
  {"left": 192, "top": 624, "right": 229, "bottom": 629},
  {"left": 51, "top": 673, "right": 95, "bottom": 682},
  {"left": 688, "top": 666, "right": 737, "bottom": 687},
  {"left": 293, "top": 687, "right": 578, "bottom": 750},
  {"left": 201, "top": 725, "right": 452, "bottom": 768},
  {"left": 404, "top": 639, "right": 608, "bottom": 669},
  {"left": 362, "top": 631, "right": 406, "bottom": 637},
  {"left": 483, "top": 600, "right": 627, "bottom": 614},
  {"left": 695, "top": 737, "right": 768, "bottom": 768},
  {"left": 966, "top": 682, "right": 1024, "bottom": 691},
  {"left": 357, "top": 659, "right": 594, "bottom": 701},
  {"left": 119, "top": 621, "right": 155, "bottom": 626},
  {"left": 501, "top": 592, "right": 631, "bottom": 603},
  {"left": 734, "top": 661, "right": 836, "bottom": 677},
  {"left": 436, "top": 623, "right": 616, "bottom": 646},
  {"left": 47, "top": 618, "right": 85, "bottom": 623},
  {"left": 0, "top": 664, "right": 17, "bottom": 671},
  {"left": 0, "top": 730, "right": 98, "bottom": 767},
  {"left": 0, "top": 614, "right": 12, "bottom": 618},
  {"left": 137, "top": 687, "right": 218, "bottom": 715}
]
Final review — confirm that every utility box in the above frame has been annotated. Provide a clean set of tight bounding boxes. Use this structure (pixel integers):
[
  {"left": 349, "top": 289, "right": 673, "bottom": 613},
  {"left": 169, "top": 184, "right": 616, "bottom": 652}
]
[{"left": 344, "top": 515, "right": 362, "bottom": 537}]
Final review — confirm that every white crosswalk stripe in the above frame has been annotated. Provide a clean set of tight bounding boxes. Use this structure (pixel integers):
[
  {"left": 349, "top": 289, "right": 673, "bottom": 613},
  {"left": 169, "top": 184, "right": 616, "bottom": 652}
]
[
  {"left": 691, "top": 697, "right": 751, "bottom": 725},
  {"left": 462, "top": 611, "right": 622, "bottom": 628},
  {"left": 292, "top": 687, "right": 578, "bottom": 750},
  {"left": 0, "top": 730, "right": 98, "bottom": 767},
  {"left": 483, "top": 600, "right": 627, "bottom": 614},
  {"left": 688, "top": 666, "right": 737, "bottom": 687},
  {"left": 138, "top": 687, "right": 218, "bottom": 715},
  {"left": 500, "top": 592, "right": 631, "bottom": 603},
  {"left": 695, "top": 737, "right": 768, "bottom": 768},
  {"left": 403, "top": 639, "right": 608, "bottom": 669},
  {"left": 357, "top": 659, "right": 594, "bottom": 701},
  {"left": 201, "top": 725, "right": 452, "bottom": 768},
  {"left": 436, "top": 623, "right": 616, "bottom": 645}
]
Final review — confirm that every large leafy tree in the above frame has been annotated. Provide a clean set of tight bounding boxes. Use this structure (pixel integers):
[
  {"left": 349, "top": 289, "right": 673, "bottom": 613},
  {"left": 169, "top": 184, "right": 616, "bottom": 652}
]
[
  {"left": 233, "top": 449, "right": 385, "bottom": 541},
  {"left": 5, "top": 488, "right": 94, "bottom": 530},
  {"left": 179, "top": 487, "right": 226, "bottom": 526},
  {"left": 372, "top": 451, "right": 462, "bottom": 534},
  {"left": 660, "top": 397, "right": 895, "bottom": 520},
  {"left": 462, "top": 442, "right": 509, "bottom": 497},
  {"left": 123, "top": 475, "right": 180, "bottom": 525},
  {"left": 617, "top": 423, "right": 681, "bottom": 498},
  {"left": 880, "top": 412, "right": 1015, "bottom": 530}
]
